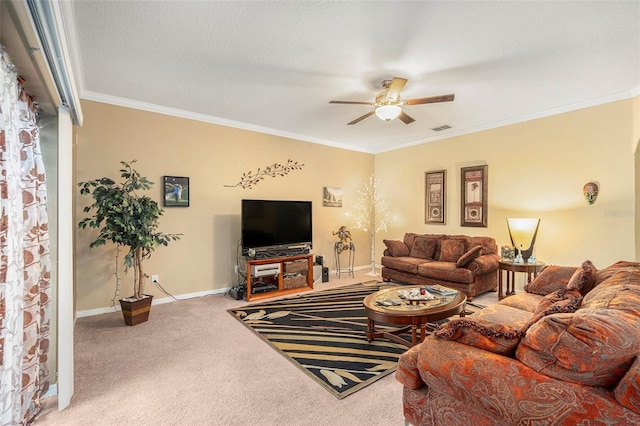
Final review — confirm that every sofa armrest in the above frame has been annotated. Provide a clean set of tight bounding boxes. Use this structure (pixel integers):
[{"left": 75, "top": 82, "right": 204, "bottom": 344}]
[
  {"left": 466, "top": 253, "right": 499, "bottom": 274},
  {"left": 402, "top": 336, "right": 636, "bottom": 423}
]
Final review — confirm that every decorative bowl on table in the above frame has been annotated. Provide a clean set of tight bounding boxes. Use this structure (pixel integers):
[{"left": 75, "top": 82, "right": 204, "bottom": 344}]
[{"left": 398, "top": 288, "right": 437, "bottom": 304}]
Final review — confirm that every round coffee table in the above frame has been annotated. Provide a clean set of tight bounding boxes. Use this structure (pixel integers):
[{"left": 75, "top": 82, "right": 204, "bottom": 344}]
[{"left": 362, "top": 286, "right": 467, "bottom": 347}]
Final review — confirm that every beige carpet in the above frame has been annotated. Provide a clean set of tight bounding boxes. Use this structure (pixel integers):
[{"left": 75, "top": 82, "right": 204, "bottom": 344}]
[{"left": 35, "top": 270, "right": 500, "bottom": 425}]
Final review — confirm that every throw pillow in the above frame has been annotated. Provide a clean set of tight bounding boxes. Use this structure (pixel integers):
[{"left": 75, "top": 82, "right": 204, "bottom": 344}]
[
  {"left": 516, "top": 309, "right": 640, "bottom": 387},
  {"left": 456, "top": 245, "right": 483, "bottom": 268},
  {"left": 383, "top": 239, "right": 410, "bottom": 257},
  {"left": 524, "top": 265, "right": 577, "bottom": 295},
  {"left": 533, "top": 289, "right": 583, "bottom": 316},
  {"left": 435, "top": 318, "right": 523, "bottom": 355},
  {"left": 410, "top": 236, "right": 439, "bottom": 259},
  {"left": 438, "top": 239, "right": 466, "bottom": 263},
  {"left": 566, "top": 260, "right": 597, "bottom": 295}
]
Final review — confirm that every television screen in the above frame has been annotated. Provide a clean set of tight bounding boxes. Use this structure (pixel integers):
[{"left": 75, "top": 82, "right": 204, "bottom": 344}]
[{"left": 241, "top": 199, "right": 313, "bottom": 254}]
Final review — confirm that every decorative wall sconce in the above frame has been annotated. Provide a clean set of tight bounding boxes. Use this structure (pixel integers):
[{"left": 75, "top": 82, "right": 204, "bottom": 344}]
[
  {"left": 583, "top": 182, "right": 599, "bottom": 205},
  {"left": 507, "top": 218, "right": 540, "bottom": 264}
]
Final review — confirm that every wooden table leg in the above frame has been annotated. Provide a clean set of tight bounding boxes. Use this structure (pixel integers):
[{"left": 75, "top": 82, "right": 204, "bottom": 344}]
[
  {"left": 507, "top": 271, "right": 515, "bottom": 296},
  {"left": 498, "top": 268, "right": 504, "bottom": 300},
  {"left": 411, "top": 324, "right": 418, "bottom": 346},
  {"left": 367, "top": 318, "right": 375, "bottom": 342}
]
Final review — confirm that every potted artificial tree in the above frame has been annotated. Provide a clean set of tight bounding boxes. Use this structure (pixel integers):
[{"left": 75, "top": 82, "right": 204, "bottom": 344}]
[{"left": 78, "top": 160, "right": 181, "bottom": 325}]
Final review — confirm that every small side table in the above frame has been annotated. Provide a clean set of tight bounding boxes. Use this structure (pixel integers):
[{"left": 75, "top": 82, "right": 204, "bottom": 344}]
[
  {"left": 498, "top": 260, "right": 545, "bottom": 300},
  {"left": 334, "top": 242, "right": 355, "bottom": 278}
]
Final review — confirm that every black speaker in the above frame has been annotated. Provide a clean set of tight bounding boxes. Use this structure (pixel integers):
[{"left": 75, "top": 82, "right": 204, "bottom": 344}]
[
  {"left": 315, "top": 255, "right": 324, "bottom": 266},
  {"left": 322, "top": 266, "right": 329, "bottom": 282}
]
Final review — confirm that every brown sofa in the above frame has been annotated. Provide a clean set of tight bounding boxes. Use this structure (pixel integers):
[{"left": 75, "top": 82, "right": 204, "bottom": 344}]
[
  {"left": 396, "top": 260, "right": 640, "bottom": 425},
  {"left": 381, "top": 233, "right": 499, "bottom": 301}
]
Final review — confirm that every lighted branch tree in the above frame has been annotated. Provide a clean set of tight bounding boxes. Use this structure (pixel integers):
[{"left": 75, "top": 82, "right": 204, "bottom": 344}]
[{"left": 352, "top": 174, "right": 392, "bottom": 275}]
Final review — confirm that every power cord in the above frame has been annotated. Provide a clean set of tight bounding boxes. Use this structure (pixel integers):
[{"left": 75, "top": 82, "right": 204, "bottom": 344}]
[{"left": 152, "top": 277, "right": 179, "bottom": 301}]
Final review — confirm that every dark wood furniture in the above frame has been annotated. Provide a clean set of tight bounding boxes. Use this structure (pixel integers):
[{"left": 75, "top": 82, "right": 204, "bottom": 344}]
[
  {"left": 246, "top": 254, "right": 313, "bottom": 301},
  {"left": 362, "top": 286, "right": 467, "bottom": 347},
  {"left": 498, "top": 259, "right": 545, "bottom": 300}
]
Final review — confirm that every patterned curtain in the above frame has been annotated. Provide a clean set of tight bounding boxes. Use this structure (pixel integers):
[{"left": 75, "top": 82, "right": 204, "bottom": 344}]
[{"left": 0, "top": 48, "right": 51, "bottom": 425}]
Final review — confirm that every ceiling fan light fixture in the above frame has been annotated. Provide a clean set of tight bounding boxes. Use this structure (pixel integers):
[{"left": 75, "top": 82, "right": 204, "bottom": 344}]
[{"left": 375, "top": 104, "right": 401, "bottom": 121}]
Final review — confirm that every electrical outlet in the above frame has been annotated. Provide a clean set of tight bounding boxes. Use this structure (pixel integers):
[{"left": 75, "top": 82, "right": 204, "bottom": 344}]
[
  {"left": 151, "top": 275, "right": 159, "bottom": 284},
  {"left": 234, "top": 265, "right": 239, "bottom": 273}
]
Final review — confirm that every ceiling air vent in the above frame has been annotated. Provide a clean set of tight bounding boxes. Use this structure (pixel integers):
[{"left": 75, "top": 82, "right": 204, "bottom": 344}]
[{"left": 431, "top": 125, "right": 451, "bottom": 132}]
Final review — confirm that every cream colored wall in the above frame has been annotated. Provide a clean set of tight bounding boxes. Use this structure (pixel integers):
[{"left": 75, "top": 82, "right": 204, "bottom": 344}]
[
  {"left": 75, "top": 100, "right": 373, "bottom": 311},
  {"left": 376, "top": 98, "right": 637, "bottom": 269}
]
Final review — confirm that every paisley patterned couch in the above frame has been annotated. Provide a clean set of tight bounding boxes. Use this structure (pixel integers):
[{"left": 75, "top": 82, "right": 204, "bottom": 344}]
[
  {"left": 396, "top": 260, "right": 640, "bottom": 425},
  {"left": 381, "top": 233, "right": 499, "bottom": 301}
]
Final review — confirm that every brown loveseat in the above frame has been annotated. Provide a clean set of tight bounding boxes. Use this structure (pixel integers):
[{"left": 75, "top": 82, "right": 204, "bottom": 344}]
[
  {"left": 381, "top": 233, "right": 499, "bottom": 301},
  {"left": 396, "top": 260, "right": 640, "bottom": 425}
]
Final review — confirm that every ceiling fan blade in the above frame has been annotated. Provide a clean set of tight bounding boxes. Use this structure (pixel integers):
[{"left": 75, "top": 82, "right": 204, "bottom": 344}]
[
  {"left": 386, "top": 77, "right": 407, "bottom": 101},
  {"left": 329, "top": 100, "right": 374, "bottom": 105},
  {"left": 398, "top": 111, "right": 415, "bottom": 125},
  {"left": 347, "top": 110, "right": 375, "bottom": 125},
  {"left": 404, "top": 94, "right": 455, "bottom": 105}
]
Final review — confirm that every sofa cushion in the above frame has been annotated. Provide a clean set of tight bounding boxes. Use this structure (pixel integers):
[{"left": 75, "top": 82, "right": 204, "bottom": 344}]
[
  {"left": 472, "top": 304, "right": 536, "bottom": 329},
  {"left": 417, "top": 261, "right": 474, "bottom": 284},
  {"left": 582, "top": 270, "right": 640, "bottom": 317},
  {"left": 614, "top": 355, "right": 640, "bottom": 415},
  {"left": 456, "top": 245, "right": 483, "bottom": 268},
  {"left": 593, "top": 261, "right": 640, "bottom": 288},
  {"left": 381, "top": 256, "right": 426, "bottom": 275},
  {"left": 438, "top": 239, "right": 466, "bottom": 262},
  {"left": 410, "top": 235, "right": 439, "bottom": 259},
  {"left": 524, "top": 265, "right": 577, "bottom": 295},
  {"left": 565, "top": 260, "right": 597, "bottom": 295},
  {"left": 383, "top": 239, "right": 410, "bottom": 257},
  {"left": 403, "top": 233, "right": 419, "bottom": 252},
  {"left": 466, "top": 235, "right": 498, "bottom": 255},
  {"left": 498, "top": 292, "right": 543, "bottom": 313},
  {"left": 516, "top": 309, "right": 640, "bottom": 387},
  {"left": 435, "top": 318, "right": 522, "bottom": 355}
]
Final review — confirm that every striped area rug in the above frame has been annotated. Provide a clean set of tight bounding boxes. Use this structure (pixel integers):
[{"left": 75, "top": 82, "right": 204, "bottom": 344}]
[{"left": 229, "top": 282, "right": 483, "bottom": 399}]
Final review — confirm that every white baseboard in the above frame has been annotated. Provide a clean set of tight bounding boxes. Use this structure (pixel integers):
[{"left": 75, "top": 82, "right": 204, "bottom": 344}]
[
  {"left": 76, "top": 264, "right": 379, "bottom": 318},
  {"left": 76, "top": 287, "right": 231, "bottom": 318}
]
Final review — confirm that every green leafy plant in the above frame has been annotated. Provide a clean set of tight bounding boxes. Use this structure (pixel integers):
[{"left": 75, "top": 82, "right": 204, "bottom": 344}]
[{"left": 78, "top": 160, "right": 181, "bottom": 300}]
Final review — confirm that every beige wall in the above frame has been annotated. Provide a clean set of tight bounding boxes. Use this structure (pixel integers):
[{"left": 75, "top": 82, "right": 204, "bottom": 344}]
[
  {"left": 75, "top": 100, "right": 374, "bottom": 311},
  {"left": 376, "top": 98, "right": 637, "bottom": 269},
  {"left": 77, "top": 98, "right": 638, "bottom": 311}
]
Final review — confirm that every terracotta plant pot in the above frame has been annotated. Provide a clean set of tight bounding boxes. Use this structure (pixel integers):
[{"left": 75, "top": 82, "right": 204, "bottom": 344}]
[{"left": 119, "top": 295, "right": 153, "bottom": 326}]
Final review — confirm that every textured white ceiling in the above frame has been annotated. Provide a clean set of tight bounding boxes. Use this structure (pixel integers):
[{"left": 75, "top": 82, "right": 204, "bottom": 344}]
[{"left": 64, "top": 1, "right": 640, "bottom": 153}]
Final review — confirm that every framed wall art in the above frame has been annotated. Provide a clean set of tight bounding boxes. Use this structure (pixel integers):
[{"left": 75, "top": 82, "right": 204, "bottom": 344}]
[
  {"left": 323, "top": 186, "right": 343, "bottom": 207},
  {"left": 425, "top": 170, "right": 446, "bottom": 224},
  {"left": 460, "top": 165, "right": 487, "bottom": 227},
  {"left": 163, "top": 176, "right": 190, "bottom": 207}
]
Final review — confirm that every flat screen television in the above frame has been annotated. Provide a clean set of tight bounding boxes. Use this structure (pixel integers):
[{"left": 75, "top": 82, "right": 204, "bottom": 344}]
[{"left": 241, "top": 199, "right": 313, "bottom": 255}]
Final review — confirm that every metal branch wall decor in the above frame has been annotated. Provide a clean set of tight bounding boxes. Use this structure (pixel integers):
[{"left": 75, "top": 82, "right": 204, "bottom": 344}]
[{"left": 224, "top": 159, "right": 305, "bottom": 189}]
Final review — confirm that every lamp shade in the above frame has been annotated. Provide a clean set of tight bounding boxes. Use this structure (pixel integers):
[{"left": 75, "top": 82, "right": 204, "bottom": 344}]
[
  {"left": 375, "top": 104, "right": 401, "bottom": 121},
  {"left": 506, "top": 218, "right": 540, "bottom": 262}
]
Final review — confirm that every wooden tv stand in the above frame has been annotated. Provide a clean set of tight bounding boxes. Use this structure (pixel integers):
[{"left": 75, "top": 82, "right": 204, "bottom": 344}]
[{"left": 246, "top": 254, "right": 313, "bottom": 301}]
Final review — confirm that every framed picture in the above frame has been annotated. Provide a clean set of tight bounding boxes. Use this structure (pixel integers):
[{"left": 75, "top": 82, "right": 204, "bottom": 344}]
[
  {"left": 425, "top": 170, "right": 446, "bottom": 224},
  {"left": 460, "top": 165, "right": 487, "bottom": 227},
  {"left": 163, "top": 176, "right": 190, "bottom": 207},
  {"left": 323, "top": 187, "right": 343, "bottom": 207}
]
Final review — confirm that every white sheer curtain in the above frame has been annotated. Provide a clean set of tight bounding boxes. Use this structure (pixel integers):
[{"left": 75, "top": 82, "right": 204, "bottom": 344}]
[{"left": 0, "top": 48, "right": 51, "bottom": 425}]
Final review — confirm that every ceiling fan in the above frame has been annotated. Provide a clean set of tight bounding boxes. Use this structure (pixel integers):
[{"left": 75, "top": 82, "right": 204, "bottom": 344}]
[{"left": 329, "top": 77, "right": 454, "bottom": 125}]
